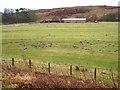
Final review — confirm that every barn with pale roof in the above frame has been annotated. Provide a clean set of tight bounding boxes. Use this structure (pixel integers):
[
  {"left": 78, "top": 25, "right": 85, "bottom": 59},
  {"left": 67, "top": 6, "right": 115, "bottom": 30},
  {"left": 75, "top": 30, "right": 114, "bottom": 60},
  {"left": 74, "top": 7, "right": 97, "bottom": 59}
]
[{"left": 62, "top": 18, "right": 86, "bottom": 23}]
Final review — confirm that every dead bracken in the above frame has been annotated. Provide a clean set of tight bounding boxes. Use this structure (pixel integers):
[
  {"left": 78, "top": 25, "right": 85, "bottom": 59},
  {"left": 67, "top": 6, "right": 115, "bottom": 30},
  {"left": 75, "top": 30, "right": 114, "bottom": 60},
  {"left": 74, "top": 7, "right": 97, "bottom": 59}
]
[{"left": 2, "top": 65, "right": 116, "bottom": 88}]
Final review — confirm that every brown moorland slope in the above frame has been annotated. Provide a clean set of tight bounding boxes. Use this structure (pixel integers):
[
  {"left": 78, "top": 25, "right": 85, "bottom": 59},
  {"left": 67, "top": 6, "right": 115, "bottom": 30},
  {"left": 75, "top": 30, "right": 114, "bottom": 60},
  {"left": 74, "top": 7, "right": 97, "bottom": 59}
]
[{"left": 36, "top": 6, "right": 119, "bottom": 20}]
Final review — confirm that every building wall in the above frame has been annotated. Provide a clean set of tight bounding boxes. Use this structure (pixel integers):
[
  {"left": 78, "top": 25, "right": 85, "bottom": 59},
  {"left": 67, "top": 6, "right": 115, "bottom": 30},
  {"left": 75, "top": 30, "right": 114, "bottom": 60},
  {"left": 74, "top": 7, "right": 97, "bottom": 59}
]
[
  {"left": 64, "top": 20, "right": 86, "bottom": 23},
  {"left": 62, "top": 18, "right": 86, "bottom": 23}
]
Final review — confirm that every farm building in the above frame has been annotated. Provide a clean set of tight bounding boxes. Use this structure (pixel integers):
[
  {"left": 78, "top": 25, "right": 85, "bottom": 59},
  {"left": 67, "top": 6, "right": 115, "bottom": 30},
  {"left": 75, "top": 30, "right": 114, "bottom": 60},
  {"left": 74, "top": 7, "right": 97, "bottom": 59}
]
[
  {"left": 62, "top": 18, "right": 86, "bottom": 23},
  {"left": 44, "top": 20, "right": 64, "bottom": 23}
]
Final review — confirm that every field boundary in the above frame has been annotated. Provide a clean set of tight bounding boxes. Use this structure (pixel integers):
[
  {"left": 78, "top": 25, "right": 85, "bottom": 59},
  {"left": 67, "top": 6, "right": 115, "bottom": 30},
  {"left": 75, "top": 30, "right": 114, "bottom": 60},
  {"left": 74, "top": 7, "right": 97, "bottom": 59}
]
[{"left": 2, "top": 57, "right": 118, "bottom": 87}]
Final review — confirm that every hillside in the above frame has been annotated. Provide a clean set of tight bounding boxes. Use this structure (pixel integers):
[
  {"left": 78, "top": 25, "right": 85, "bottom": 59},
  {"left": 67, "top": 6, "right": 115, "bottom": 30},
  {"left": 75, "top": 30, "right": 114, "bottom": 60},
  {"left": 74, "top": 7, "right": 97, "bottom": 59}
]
[{"left": 36, "top": 6, "right": 119, "bottom": 20}]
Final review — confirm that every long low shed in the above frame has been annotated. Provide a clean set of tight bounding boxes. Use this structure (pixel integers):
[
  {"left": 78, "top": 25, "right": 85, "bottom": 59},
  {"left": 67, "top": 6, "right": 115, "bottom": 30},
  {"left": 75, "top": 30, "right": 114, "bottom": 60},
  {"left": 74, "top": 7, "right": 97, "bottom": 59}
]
[{"left": 62, "top": 18, "right": 86, "bottom": 23}]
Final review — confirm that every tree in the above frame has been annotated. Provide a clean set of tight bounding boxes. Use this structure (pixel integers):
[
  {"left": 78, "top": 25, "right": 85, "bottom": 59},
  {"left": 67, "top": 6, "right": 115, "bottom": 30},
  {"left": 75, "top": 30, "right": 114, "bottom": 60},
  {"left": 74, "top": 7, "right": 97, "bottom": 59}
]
[
  {"left": 4, "top": 8, "right": 14, "bottom": 14},
  {"left": 99, "top": 13, "right": 118, "bottom": 21},
  {"left": 2, "top": 8, "right": 14, "bottom": 24},
  {"left": 2, "top": 8, "right": 37, "bottom": 24}
]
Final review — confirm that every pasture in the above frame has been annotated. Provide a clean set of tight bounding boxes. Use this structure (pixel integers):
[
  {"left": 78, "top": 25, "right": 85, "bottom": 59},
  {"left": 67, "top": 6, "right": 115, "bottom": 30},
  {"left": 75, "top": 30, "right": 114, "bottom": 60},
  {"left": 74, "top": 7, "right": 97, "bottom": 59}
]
[{"left": 2, "top": 22, "right": 118, "bottom": 72}]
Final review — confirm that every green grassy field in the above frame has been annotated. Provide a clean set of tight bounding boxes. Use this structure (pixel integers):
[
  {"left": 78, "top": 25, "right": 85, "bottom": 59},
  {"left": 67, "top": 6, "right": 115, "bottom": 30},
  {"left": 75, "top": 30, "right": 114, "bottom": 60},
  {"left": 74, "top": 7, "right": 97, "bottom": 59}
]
[{"left": 2, "top": 22, "right": 118, "bottom": 71}]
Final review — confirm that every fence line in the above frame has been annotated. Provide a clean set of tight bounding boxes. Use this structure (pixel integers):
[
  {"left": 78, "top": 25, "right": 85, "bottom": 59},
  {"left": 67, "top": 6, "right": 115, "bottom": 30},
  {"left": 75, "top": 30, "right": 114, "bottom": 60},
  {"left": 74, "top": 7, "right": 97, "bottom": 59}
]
[{"left": 2, "top": 57, "right": 118, "bottom": 86}]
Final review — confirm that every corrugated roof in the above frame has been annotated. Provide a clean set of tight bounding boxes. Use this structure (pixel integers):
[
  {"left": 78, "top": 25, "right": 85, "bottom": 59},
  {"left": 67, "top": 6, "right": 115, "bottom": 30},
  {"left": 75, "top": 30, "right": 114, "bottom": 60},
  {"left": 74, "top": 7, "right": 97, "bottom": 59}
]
[{"left": 62, "top": 18, "right": 86, "bottom": 21}]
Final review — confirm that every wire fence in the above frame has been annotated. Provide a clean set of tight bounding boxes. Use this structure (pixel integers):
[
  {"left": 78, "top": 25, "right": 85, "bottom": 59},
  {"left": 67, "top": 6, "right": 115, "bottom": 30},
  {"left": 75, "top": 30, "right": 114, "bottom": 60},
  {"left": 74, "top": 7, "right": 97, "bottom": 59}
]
[{"left": 2, "top": 57, "right": 118, "bottom": 86}]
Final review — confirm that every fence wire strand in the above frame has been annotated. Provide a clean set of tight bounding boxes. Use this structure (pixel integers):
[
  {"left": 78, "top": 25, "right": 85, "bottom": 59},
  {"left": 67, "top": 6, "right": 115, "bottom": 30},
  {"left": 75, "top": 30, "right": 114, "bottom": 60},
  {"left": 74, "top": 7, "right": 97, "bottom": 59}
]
[{"left": 2, "top": 58, "right": 118, "bottom": 86}]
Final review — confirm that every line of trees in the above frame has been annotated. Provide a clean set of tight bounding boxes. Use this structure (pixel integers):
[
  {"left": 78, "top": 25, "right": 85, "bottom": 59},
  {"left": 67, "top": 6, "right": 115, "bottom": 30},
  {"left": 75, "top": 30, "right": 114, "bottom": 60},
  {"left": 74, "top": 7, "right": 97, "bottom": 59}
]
[
  {"left": 2, "top": 8, "right": 37, "bottom": 24},
  {"left": 86, "top": 13, "right": 119, "bottom": 22},
  {"left": 98, "top": 13, "right": 119, "bottom": 21}
]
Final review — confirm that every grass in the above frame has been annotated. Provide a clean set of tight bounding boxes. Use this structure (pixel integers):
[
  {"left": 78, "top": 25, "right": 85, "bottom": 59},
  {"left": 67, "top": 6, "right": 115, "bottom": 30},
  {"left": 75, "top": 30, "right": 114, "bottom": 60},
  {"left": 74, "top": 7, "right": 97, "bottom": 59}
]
[{"left": 2, "top": 22, "right": 118, "bottom": 72}]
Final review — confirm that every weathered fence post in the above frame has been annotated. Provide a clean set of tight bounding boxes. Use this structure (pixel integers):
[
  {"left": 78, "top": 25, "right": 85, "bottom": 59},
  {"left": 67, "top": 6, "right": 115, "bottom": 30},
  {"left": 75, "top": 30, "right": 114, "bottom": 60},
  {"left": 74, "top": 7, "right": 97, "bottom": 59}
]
[
  {"left": 94, "top": 68, "right": 96, "bottom": 80},
  {"left": 70, "top": 65, "right": 72, "bottom": 76},
  {"left": 48, "top": 63, "right": 50, "bottom": 74},
  {"left": 110, "top": 68, "right": 117, "bottom": 87},
  {"left": 12, "top": 58, "right": 14, "bottom": 66},
  {"left": 29, "top": 60, "right": 32, "bottom": 69}
]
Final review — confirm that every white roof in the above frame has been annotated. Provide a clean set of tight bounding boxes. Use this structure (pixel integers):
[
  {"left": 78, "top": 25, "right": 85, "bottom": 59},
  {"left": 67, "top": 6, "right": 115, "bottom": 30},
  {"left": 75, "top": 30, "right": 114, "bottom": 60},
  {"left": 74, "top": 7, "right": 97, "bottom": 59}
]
[{"left": 62, "top": 18, "right": 86, "bottom": 21}]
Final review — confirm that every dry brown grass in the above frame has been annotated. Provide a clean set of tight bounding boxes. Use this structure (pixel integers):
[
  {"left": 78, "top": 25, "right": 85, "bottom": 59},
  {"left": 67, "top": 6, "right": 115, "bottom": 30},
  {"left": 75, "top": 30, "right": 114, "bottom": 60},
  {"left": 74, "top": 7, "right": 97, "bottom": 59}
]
[{"left": 2, "top": 65, "right": 114, "bottom": 88}]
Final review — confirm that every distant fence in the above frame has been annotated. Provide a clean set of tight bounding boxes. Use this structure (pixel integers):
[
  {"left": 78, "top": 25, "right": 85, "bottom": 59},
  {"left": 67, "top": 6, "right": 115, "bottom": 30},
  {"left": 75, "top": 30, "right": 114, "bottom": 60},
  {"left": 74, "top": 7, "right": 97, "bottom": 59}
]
[{"left": 2, "top": 57, "right": 118, "bottom": 86}]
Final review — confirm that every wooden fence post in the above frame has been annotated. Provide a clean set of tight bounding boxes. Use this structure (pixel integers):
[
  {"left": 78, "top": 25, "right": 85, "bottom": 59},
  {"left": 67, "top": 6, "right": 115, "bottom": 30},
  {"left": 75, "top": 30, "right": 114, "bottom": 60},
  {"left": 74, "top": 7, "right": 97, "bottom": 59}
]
[
  {"left": 29, "top": 60, "right": 32, "bottom": 69},
  {"left": 110, "top": 68, "right": 117, "bottom": 87},
  {"left": 70, "top": 65, "right": 72, "bottom": 76},
  {"left": 94, "top": 68, "right": 96, "bottom": 80},
  {"left": 12, "top": 58, "right": 14, "bottom": 66},
  {"left": 48, "top": 63, "right": 50, "bottom": 74}
]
